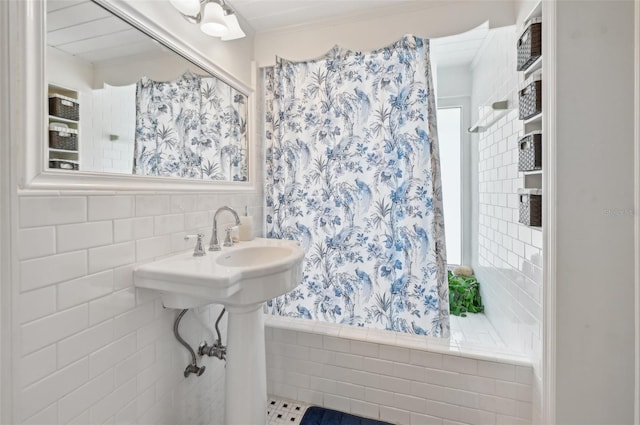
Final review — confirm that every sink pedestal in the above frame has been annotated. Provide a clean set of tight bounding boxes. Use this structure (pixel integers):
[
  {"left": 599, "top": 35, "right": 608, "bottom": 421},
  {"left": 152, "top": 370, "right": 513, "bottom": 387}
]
[{"left": 224, "top": 303, "right": 267, "bottom": 424}]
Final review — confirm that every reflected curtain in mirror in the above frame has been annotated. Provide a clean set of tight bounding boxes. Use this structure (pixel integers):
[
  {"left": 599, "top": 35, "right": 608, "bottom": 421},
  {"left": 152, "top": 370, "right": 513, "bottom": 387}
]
[{"left": 134, "top": 71, "right": 247, "bottom": 181}]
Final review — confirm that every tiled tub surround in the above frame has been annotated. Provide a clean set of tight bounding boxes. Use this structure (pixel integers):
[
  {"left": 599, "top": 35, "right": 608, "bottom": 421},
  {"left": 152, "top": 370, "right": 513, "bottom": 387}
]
[
  {"left": 15, "top": 193, "right": 261, "bottom": 424},
  {"left": 265, "top": 316, "right": 533, "bottom": 425}
]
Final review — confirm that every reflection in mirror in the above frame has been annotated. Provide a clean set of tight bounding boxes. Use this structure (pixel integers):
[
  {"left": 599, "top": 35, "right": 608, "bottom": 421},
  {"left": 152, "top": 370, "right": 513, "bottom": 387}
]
[{"left": 46, "top": 0, "right": 248, "bottom": 181}]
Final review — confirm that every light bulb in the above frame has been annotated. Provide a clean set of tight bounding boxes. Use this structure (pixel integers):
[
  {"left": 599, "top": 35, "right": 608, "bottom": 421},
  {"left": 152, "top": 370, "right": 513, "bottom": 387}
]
[
  {"left": 221, "top": 13, "right": 245, "bottom": 41},
  {"left": 169, "top": 0, "right": 201, "bottom": 17},
  {"left": 200, "top": 2, "right": 228, "bottom": 37}
]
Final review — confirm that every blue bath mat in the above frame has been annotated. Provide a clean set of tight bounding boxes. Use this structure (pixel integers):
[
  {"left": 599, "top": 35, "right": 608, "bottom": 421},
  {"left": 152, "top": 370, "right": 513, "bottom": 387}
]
[{"left": 300, "top": 406, "right": 392, "bottom": 425}]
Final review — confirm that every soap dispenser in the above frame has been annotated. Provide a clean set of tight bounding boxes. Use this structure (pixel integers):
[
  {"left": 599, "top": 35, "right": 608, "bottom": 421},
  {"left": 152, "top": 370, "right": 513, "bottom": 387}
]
[{"left": 238, "top": 206, "right": 253, "bottom": 241}]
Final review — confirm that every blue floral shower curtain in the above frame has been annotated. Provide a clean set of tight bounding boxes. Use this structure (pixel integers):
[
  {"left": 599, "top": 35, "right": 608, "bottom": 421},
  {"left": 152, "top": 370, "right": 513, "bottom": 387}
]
[
  {"left": 134, "top": 71, "right": 247, "bottom": 181},
  {"left": 264, "top": 35, "right": 449, "bottom": 337}
]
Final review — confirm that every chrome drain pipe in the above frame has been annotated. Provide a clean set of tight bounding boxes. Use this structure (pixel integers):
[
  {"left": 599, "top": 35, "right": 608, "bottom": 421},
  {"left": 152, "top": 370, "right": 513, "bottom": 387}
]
[{"left": 173, "top": 309, "right": 205, "bottom": 378}]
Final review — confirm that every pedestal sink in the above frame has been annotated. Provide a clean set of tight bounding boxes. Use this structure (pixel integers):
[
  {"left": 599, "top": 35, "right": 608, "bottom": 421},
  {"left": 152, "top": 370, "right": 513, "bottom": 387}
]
[{"left": 134, "top": 238, "right": 304, "bottom": 424}]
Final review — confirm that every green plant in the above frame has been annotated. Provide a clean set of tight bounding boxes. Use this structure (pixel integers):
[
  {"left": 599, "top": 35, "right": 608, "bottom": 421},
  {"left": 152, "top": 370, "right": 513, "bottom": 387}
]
[{"left": 448, "top": 271, "right": 484, "bottom": 317}]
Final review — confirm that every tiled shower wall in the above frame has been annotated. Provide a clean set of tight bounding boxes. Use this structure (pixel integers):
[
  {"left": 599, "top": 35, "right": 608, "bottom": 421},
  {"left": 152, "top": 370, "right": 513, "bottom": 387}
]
[
  {"left": 470, "top": 26, "right": 543, "bottom": 421},
  {"left": 14, "top": 192, "right": 261, "bottom": 424},
  {"left": 83, "top": 85, "right": 137, "bottom": 174}
]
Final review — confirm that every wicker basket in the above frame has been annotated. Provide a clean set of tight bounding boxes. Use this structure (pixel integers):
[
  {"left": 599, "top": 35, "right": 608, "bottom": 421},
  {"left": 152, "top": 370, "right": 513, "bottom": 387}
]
[
  {"left": 48, "top": 94, "right": 79, "bottom": 121},
  {"left": 519, "top": 189, "right": 542, "bottom": 227},
  {"left": 519, "top": 76, "right": 542, "bottom": 120},
  {"left": 518, "top": 131, "right": 542, "bottom": 171},
  {"left": 49, "top": 160, "right": 79, "bottom": 171},
  {"left": 49, "top": 126, "right": 78, "bottom": 151},
  {"left": 517, "top": 18, "right": 542, "bottom": 71}
]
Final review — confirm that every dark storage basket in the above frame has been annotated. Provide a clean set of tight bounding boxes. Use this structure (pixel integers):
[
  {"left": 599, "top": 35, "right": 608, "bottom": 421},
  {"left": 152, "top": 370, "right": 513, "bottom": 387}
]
[
  {"left": 519, "top": 78, "right": 542, "bottom": 120},
  {"left": 519, "top": 191, "right": 542, "bottom": 227},
  {"left": 517, "top": 19, "right": 542, "bottom": 71},
  {"left": 518, "top": 131, "right": 542, "bottom": 171},
  {"left": 48, "top": 94, "right": 79, "bottom": 121},
  {"left": 49, "top": 160, "right": 79, "bottom": 171},
  {"left": 49, "top": 128, "right": 78, "bottom": 151}
]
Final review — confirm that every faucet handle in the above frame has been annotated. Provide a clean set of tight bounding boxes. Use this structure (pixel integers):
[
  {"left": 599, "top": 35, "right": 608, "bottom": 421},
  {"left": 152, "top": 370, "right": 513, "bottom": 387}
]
[
  {"left": 223, "top": 226, "right": 236, "bottom": 247},
  {"left": 184, "top": 233, "right": 206, "bottom": 257}
]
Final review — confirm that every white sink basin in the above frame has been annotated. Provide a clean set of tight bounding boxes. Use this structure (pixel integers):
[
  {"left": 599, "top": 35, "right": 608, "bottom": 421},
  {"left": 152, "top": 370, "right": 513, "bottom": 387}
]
[
  {"left": 134, "top": 238, "right": 304, "bottom": 309},
  {"left": 216, "top": 246, "right": 293, "bottom": 268}
]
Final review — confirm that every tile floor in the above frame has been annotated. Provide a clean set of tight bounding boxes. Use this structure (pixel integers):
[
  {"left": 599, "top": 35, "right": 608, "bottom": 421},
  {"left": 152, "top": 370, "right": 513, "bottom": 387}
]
[{"left": 266, "top": 397, "right": 309, "bottom": 424}]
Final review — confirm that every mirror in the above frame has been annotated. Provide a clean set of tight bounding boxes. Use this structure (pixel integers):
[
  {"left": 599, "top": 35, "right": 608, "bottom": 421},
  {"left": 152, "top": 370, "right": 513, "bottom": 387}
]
[{"left": 46, "top": 0, "right": 248, "bottom": 182}]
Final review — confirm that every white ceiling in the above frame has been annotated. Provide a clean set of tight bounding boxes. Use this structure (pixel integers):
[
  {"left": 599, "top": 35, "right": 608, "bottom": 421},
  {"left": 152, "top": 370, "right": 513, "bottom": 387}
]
[
  {"left": 431, "top": 22, "right": 490, "bottom": 68},
  {"left": 47, "top": 0, "right": 164, "bottom": 63},
  {"left": 47, "top": 0, "right": 490, "bottom": 68},
  {"left": 225, "top": 1, "right": 416, "bottom": 33},
  {"left": 226, "top": 0, "right": 490, "bottom": 67}
]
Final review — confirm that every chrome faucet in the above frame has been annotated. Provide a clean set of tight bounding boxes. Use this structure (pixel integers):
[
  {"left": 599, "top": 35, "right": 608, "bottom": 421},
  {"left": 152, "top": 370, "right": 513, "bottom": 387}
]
[
  {"left": 209, "top": 206, "right": 241, "bottom": 251},
  {"left": 184, "top": 233, "right": 206, "bottom": 257}
]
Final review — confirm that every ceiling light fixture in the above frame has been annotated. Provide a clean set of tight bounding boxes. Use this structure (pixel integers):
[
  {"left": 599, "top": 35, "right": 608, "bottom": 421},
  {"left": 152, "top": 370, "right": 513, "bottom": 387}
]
[
  {"left": 169, "top": 0, "right": 201, "bottom": 18},
  {"left": 169, "top": 0, "right": 246, "bottom": 40},
  {"left": 201, "top": 2, "right": 228, "bottom": 36},
  {"left": 220, "top": 13, "right": 244, "bottom": 41}
]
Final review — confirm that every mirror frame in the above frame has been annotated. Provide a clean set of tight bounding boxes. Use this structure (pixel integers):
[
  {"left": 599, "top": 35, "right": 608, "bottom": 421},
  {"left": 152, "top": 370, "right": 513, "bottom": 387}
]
[{"left": 14, "top": 0, "right": 257, "bottom": 192}]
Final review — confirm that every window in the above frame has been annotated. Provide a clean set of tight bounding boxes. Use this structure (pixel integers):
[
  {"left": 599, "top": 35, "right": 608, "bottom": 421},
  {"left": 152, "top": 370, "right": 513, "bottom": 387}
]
[{"left": 437, "top": 107, "right": 462, "bottom": 265}]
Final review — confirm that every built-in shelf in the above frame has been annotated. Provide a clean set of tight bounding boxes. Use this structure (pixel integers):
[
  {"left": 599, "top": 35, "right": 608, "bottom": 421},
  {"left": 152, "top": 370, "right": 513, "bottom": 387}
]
[
  {"left": 48, "top": 115, "right": 79, "bottom": 125},
  {"left": 524, "top": 122, "right": 542, "bottom": 134},
  {"left": 48, "top": 148, "right": 78, "bottom": 154},
  {"left": 523, "top": 1, "right": 542, "bottom": 23},
  {"left": 49, "top": 149, "right": 79, "bottom": 165},
  {"left": 517, "top": 0, "right": 544, "bottom": 225},
  {"left": 519, "top": 188, "right": 542, "bottom": 196},
  {"left": 523, "top": 173, "right": 542, "bottom": 190},
  {"left": 523, "top": 56, "right": 542, "bottom": 78},
  {"left": 523, "top": 112, "right": 542, "bottom": 125},
  {"left": 48, "top": 83, "right": 80, "bottom": 171},
  {"left": 49, "top": 159, "right": 79, "bottom": 165}
]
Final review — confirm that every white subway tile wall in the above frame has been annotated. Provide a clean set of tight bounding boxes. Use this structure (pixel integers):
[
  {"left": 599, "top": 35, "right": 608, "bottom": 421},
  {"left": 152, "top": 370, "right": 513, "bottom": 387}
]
[
  {"left": 265, "top": 325, "right": 533, "bottom": 425},
  {"left": 470, "top": 26, "right": 543, "bottom": 421},
  {"left": 81, "top": 86, "right": 137, "bottom": 174},
  {"left": 15, "top": 193, "right": 262, "bottom": 424}
]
